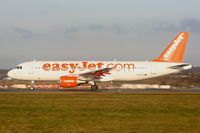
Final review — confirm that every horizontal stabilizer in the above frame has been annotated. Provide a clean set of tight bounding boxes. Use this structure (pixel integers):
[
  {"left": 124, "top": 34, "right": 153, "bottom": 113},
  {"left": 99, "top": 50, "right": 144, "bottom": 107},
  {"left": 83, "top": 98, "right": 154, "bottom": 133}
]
[{"left": 168, "top": 64, "right": 192, "bottom": 70}]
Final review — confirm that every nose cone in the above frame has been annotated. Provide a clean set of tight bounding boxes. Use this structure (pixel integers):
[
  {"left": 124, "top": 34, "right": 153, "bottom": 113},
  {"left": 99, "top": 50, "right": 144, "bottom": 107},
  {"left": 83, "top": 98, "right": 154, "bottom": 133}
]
[{"left": 7, "top": 70, "right": 16, "bottom": 78}]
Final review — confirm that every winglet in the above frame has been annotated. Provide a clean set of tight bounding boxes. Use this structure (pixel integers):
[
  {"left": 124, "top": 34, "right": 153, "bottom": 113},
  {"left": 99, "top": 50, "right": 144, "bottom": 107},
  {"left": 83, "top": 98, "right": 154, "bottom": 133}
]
[{"left": 153, "top": 32, "right": 190, "bottom": 63}]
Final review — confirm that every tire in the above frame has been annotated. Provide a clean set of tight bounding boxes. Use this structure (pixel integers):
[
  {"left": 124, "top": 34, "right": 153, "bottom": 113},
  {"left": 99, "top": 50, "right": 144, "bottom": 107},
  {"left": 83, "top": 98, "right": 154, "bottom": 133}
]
[
  {"left": 91, "top": 85, "right": 98, "bottom": 91},
  {"left": 30, "top": 87, "right": 34, "bottom": 90}
]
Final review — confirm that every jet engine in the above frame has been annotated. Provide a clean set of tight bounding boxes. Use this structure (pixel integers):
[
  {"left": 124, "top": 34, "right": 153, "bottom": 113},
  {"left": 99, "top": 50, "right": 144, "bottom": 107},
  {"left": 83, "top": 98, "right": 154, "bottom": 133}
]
[{"left": 60, "top": 76, "right": 86, "bottom": 88}]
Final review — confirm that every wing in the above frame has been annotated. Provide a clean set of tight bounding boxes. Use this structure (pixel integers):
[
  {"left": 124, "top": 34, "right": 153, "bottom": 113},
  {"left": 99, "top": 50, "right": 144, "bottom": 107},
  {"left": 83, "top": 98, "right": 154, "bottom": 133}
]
[{"left": 79, "top": 68, "right": 112, "bottom": 80}]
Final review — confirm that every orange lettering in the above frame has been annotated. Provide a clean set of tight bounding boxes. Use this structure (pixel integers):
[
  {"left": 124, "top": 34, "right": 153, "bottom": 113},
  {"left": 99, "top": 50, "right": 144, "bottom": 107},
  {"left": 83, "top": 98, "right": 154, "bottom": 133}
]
[
  {"left": 88, "top": 63, "right": 96, "bottom": 71},
  {"left": 114, "top": 63, "right": 123, "bottom": 71},
  {"left": 69, "top": 63, "right": 79, "bottom": 73},
  {"left": 43, "top": 63, "right": 51, "bottom": 71},
  {"left": 78, "top": 61, "right": 88, "bottom": 71},
  {"left": 124, "top": 64, "right": 134, "bottom": 71},
  {"left": 96, "top": 62, "right": 104, "bottom": 69},
  {"left": 61, "top": 64, "right": 68, "bottom": 71},
  {"left": 107, "top": 63, "right": 114, "bottom": 68},
  {"left": 52, "top": 63, "right": 60, "bottom": 71}
]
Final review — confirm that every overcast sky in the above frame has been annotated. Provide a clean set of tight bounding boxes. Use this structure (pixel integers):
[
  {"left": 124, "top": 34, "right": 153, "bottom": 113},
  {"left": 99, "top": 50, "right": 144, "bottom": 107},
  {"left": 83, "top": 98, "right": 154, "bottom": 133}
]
[{"left": 0, "top": 0, "right": 199, "bottom": 68}]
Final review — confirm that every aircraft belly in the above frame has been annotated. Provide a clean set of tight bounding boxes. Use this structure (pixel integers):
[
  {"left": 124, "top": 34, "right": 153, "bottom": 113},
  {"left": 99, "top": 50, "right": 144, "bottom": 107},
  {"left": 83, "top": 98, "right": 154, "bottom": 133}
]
[{"left": 111, "top": 71, "right": 147, "bottom": 81}]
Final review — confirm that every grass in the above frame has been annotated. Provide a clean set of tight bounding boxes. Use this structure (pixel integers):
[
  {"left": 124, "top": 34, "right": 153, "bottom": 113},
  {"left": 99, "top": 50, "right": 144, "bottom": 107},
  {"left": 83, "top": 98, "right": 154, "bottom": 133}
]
[{"left": 0, "top": 92, "right": 200, "bottom": 133}]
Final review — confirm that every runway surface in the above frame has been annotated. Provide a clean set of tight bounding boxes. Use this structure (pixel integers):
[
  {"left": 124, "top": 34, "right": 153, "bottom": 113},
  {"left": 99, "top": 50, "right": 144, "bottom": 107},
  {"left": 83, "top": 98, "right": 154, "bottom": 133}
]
[{"left": 0, "top": 88, "right": 200, "bottom": 93}]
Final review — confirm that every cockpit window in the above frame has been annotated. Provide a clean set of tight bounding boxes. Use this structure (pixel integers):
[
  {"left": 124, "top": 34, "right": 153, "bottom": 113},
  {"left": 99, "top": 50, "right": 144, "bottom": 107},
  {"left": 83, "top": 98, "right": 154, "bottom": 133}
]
[{"left": 16, "top": 66, "right": 22, "bottom": 69}]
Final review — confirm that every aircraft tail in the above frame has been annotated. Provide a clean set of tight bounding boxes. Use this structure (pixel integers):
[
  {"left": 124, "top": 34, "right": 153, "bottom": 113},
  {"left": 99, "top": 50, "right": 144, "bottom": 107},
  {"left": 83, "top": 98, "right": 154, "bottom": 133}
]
[{"left": 153, "top": 32, "right": 190, "bottom": 63}]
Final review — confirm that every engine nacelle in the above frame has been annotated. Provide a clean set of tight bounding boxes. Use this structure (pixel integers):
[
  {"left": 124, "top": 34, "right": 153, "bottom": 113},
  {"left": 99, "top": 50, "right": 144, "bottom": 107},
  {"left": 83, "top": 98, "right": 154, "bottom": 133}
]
[
  {"left": 60, "top": 76, "right": 78, "bottom": 88},
  {"left": 60, "top": 76, "right": 87, "bottom": 88}
]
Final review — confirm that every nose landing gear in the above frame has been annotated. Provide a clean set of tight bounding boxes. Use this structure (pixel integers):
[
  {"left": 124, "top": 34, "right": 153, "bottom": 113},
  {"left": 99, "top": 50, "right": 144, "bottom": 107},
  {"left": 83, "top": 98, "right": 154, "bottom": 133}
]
[{"left": 30, "top": 80, "right": 34, "bottom": 90}]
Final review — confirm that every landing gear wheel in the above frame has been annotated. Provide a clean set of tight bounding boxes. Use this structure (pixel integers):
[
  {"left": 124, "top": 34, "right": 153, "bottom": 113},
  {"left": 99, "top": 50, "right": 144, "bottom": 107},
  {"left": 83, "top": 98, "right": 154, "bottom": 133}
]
[
  {"left": 30, "top": 80, "right": 35, "bottom": 90},
  {"left": 30, "top": 86, "right": 34, "bottom": 90},
  {"left": 91, "top": 85, "right": 98, "bottom": 91}
]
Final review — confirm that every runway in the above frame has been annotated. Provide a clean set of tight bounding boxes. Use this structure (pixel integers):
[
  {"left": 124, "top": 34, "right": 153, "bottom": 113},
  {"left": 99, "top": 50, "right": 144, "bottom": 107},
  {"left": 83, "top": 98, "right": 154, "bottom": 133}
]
[{"left": 0, "top": 88, "right": 200, "bottom": 93}]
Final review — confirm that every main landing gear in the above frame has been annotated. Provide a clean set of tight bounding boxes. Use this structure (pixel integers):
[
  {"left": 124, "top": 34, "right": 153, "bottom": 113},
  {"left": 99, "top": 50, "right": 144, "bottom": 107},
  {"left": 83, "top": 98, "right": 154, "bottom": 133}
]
[
  {"left": 90, "top": 81, "right": 98, "bottom": 91},
  {"left": 91, "top": 85, "right": 98, "bottom": 91},
  {"left": 30, "top": 80, "right": 35, "bottom": 90}
]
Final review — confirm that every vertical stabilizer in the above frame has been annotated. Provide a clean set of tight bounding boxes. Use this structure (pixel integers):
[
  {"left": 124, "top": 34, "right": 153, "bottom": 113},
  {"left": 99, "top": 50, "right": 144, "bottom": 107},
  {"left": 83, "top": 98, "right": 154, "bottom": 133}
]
[{"left": 153, "top": 32, "right": 190, "bottom": 63}]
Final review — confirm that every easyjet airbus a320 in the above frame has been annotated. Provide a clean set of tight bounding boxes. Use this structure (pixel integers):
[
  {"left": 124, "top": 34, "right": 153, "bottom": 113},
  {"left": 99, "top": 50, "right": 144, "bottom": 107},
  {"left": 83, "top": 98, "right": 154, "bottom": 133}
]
[{"left": 8, "top": 32, "right": 192, "bottom": 90}]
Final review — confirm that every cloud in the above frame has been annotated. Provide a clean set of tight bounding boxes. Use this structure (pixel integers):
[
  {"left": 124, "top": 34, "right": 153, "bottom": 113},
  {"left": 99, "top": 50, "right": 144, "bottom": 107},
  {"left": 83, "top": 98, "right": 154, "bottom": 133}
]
[
  {"left": 87, "top": 24, "right": 129, "bottom": 34},
  {"left": 64, "top": 24, "right": 129, "bottom": 35},
  {"left": 13, "top": 27, "right": 33, "bottom": 39},
  {"left": 151, "top": 17, "right": 200, "bottom": 33},
  {"left": 110, "top": 24, "right": 128, "bottom": 34},
  {"left": 64, "top": 27, "right": 79, "bottom": 39},
  {"left": 181, "top": 18, "right": 200, "bottom": 33},
  {"left": 154, "top": 24, "right": 179, "bottom": 32},
  {"left": 87, "top": 24, "right": 106, "bottom": 31},
  {"left": 65, "top": 27, "right": 79, "bottom": 34}
]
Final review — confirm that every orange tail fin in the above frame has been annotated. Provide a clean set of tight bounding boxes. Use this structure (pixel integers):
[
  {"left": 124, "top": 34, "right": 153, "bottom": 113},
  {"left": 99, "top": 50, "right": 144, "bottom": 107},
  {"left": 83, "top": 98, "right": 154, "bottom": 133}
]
[{"left": 153, "top": 32, "right": 190, "bottom": 63}]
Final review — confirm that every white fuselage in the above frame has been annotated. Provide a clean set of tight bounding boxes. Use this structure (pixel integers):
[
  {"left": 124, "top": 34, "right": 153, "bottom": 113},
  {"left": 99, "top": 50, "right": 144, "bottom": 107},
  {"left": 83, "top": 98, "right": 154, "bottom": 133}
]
[{"left": 7, "top": 61, "right": 192, "bottom": 81}]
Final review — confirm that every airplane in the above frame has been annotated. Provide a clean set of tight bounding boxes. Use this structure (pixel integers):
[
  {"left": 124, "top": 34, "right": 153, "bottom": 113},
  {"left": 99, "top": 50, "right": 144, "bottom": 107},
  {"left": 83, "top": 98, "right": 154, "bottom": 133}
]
[{"left": 7, "top": 32, "right": 192, "bottom": 90}]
